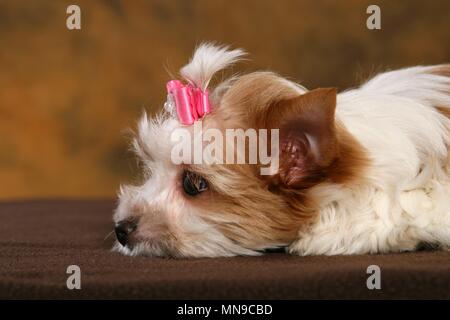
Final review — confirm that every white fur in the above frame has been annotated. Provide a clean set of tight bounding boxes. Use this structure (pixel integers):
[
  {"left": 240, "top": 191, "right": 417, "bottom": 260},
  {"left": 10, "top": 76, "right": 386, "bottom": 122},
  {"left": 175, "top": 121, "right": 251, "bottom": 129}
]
[
  {"left": 180, "top": 43, "right": 246, "bottom": 90},
  {"left": 290, "top": 65, "right": 450, "bottom": 255}
]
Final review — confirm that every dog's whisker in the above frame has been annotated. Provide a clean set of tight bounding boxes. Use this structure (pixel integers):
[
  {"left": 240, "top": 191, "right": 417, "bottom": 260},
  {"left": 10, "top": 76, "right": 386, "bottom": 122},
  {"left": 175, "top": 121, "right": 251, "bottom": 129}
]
[{"left": 104, "top": 230, "right": 115, "bottom": 241}]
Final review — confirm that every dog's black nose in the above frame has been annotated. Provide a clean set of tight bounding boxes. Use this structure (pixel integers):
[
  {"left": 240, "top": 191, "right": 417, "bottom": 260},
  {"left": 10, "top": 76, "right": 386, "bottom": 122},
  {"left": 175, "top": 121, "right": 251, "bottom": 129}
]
[{"left": 115, "top": 219, "right": 137, "bottom": 247}]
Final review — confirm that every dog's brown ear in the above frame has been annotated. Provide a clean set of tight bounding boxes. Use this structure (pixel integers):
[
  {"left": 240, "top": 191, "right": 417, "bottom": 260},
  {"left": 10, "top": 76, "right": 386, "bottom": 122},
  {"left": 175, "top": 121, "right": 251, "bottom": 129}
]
[{"left": 265, "top": 88, "right": 339, "bottom": 188}]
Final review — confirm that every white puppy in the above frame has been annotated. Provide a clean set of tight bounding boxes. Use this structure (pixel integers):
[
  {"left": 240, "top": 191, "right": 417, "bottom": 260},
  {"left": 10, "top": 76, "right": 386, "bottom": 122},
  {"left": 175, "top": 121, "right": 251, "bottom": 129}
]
[{"left": 114, "top": 44, "right": 450, "bottom": 257}]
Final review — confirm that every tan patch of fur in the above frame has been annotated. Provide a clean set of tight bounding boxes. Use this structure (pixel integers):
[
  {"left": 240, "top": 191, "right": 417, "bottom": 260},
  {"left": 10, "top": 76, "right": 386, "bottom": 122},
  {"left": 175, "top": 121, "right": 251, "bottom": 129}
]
[
  {"left": 324, "top": 121, "right": 369, "bottom": 184},
  {"left": 429, "top": 64, "right": 450, "bottom": 78},
  {"left": 436, "top": 106, "right": 450, "bottom": 119},
  {"left": 428, "top": 64, "right": 450, "bottom": 119},
  {"left": 428, "top": 65, "right": 450, "bottom": 169},
  {"left": 192, "top": 162, "right": 312, "bottom": 247}
]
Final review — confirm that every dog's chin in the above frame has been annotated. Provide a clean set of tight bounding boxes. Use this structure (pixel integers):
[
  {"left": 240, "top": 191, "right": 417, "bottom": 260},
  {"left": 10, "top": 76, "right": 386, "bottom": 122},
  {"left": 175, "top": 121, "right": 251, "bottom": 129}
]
[
  {"left": 112, "top": 239, "right": 265, "bottom": 258},
  {"left": 112, "top": 241, "right": 169, "bottom": 257}
]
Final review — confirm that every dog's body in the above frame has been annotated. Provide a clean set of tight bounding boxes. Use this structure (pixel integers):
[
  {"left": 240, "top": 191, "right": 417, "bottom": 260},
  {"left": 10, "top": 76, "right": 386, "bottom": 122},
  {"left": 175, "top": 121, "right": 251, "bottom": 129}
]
[
  {"left": 291, "top": 66, "right": 450, "bottom": 255},
  {"left": 114, "top": 44, "right": 450, "bottom": 257}
]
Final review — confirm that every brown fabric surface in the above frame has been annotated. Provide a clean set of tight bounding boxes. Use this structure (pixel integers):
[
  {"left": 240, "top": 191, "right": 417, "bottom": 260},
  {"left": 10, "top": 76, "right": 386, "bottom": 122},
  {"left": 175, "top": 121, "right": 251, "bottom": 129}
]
[{"left": 0, "top": 200, "right": 449, "bottom": 299}]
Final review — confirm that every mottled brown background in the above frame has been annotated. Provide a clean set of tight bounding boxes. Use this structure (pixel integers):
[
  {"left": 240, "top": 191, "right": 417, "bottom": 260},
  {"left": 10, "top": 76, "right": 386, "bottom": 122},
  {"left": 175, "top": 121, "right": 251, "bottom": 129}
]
[{"left": 0, "top": 0, "right": 449, "bottom": 199}]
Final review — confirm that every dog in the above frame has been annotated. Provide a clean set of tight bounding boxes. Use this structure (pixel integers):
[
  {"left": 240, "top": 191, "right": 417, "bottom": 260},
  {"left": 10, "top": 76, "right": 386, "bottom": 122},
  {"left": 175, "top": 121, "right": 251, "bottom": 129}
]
[{"left": 113, "top": 43, "right": 450, "bottom": 257}]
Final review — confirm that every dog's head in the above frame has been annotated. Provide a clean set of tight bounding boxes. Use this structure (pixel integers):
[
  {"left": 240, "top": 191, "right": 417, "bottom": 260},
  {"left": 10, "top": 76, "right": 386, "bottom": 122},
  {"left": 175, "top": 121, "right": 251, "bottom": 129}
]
[{"left": 113, "top": 44, "right": 366, "bottom": 257}]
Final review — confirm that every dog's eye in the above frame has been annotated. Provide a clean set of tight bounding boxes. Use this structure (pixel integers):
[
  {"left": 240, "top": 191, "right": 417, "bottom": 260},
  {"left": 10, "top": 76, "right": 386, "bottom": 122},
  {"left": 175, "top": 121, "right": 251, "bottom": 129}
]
[{"left": 183, "top": 171, "right": 208, "bottom": 196}]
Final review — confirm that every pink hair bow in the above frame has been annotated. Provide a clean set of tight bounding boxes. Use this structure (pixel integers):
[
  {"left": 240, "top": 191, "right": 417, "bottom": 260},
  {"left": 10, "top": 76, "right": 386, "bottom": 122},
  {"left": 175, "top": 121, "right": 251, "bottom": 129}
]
[{"left": 166, "top": 80, "right": 211, "bottom": 125}]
